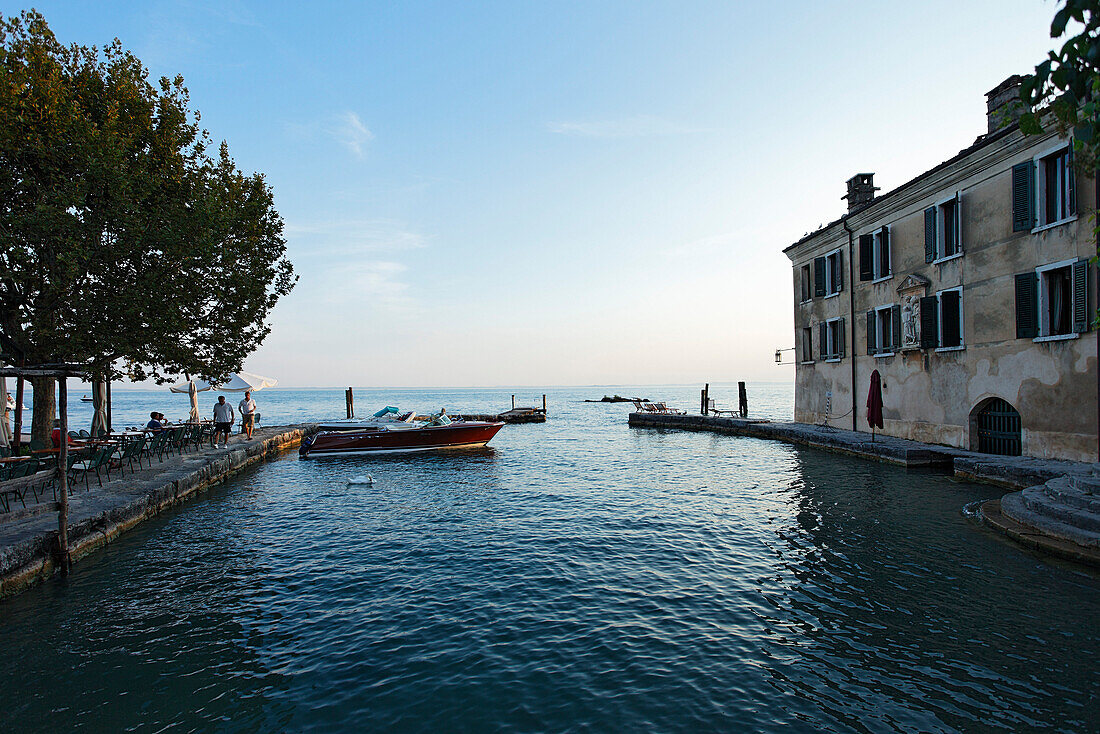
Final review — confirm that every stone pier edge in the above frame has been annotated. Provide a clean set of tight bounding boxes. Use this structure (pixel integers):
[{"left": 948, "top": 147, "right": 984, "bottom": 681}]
[{"left": 0, "top": 425, "right": 313, "bottom": 600}]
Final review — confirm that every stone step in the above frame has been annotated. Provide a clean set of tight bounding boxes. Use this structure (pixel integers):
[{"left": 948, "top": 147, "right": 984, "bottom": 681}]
[
  {"left": 1038, "top": 473, "right": 1100, "bottom": 515},
  {"left": 1043, "top": 476, "right": 1100, "bottom": 514},
  {"left": 1001, "top": 491, "right": 1100, "bottom": 548},
  {"left": 1022, "top": 487, "right": 1100, "bottom": 534}
]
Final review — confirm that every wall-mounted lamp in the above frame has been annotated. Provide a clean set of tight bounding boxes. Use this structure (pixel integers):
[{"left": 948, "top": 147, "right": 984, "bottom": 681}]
[{"left": 774, "top": 347, "right": 795, "bottom": 366}]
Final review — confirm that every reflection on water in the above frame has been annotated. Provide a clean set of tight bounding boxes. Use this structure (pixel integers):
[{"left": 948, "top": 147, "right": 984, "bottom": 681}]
[{"left": 0, "top": 386, "right": 1097, "bottom": 732}]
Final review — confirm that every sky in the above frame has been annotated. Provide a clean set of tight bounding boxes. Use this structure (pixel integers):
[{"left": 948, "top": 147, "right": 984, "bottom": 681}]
[{"left": 3, "top": 1, "right": 1066, "bottom": 387}]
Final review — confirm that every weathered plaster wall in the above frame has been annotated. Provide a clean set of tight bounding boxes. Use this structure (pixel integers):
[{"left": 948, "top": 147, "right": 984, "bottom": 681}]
[{"left": 787, "top": 127, "right": 1098, "bottom": 462}]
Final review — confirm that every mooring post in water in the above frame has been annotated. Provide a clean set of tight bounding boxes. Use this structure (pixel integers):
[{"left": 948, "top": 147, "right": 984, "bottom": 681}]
[
  {"left": 57, "top": 377, "right": 70, "bottom": 574},
  {"left": 346, "top": 388, "right": 354, "bottom": 418},
  {"left": 542, "top": 394, "right": 546, "bottom": 413},
  {"left": 703, "top": 383, "right": 710, "bottom": 415},
  {"left": 512, "top": 394, "right": 515, "bottom": 410},
  {"left": 738, "top": 381, "right": 748, "bottom": 418}
]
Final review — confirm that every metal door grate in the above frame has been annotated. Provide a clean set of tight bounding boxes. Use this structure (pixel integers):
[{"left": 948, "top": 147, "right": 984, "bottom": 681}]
[{"left": 976, "top": 399, "right": 1021, "bottom": 456}]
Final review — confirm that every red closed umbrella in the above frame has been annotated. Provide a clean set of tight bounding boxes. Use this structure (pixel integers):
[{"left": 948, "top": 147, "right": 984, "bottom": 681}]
[{"left": 867, "top": 369, "right": 884, "bottom": 440}]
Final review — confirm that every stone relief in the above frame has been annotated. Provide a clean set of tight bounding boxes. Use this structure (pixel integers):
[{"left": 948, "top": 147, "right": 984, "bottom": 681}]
[
  {"left": 902, "top": 295, "right": 920, "bottom": 348},
  {"left": 896, "top": 273, "right": 930, "bottom": 351}
]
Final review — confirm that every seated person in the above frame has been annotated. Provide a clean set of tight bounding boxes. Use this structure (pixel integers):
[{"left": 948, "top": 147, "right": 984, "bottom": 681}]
[
  {"left": 146, "top": 411, "right": 165, "bottom": 433},
  {"left": 50, "top": 419, "right": 75, "bottom": 448}
]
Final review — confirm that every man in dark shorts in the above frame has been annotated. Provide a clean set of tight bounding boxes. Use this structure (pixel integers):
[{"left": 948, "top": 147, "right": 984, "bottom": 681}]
[
  {"left": 238, "top": 390, "right": 257, "bottom": 440},
  {"left": 212, "top": 395, "right": 234, "bottom": 448}
]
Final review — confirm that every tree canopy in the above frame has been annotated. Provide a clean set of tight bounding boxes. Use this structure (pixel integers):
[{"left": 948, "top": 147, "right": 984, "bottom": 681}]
[
  {"left": 0, "top": 10, "right": 295, "bottom": 383},
  {"left": 1020, "top": 0, "right": 1100, "bottom": 170}
]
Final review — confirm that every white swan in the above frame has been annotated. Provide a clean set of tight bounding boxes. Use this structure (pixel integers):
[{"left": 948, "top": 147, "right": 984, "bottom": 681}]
[{"left": 346, "top": 474, "right": 374, "bottom": 485}]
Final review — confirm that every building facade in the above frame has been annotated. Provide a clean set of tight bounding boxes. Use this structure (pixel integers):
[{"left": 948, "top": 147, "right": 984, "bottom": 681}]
[{"left": 784, "top": 76, "right": 1098, "bottom": 462}]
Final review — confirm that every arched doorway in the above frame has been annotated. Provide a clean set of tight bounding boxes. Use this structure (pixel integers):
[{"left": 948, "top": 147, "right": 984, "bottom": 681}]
[{"left": 971, "top": 398, "right": 1022, "bottom": 456}]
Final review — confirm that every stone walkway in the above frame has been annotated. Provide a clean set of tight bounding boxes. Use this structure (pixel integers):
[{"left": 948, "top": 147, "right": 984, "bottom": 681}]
[{"left": 0, "top": 425, "right": 312, "bottom": 599}]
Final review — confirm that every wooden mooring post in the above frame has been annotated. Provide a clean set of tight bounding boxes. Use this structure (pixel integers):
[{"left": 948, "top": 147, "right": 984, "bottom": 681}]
[
  {"left": 701, "top": 383, "right": 710, "bottom": 415},
  {"left": 57, "top": 377, "right": 70, "bottom": 574},
  {"left": 542, "top": 394, "right": 546, "bottom": 412},
  {"left": 345, "top": 388, "right": 354, "bottom": 418},
  {"left": 511, "top": 394, "right": 515, "bottom": 410},
  {"left": 738, "top": 381, "right": 748, "bottom": 418}
]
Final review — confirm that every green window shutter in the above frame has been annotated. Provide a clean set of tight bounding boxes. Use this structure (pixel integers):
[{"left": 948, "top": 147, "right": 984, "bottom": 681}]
[
  {"left": 940, "top": 291, "right": 961, "bottom": 347},
  {"left": 880, "top": 226, "right": 891, "bottom": 276},
  {"left": 838, "top": 318, "right": 846, "bottom": 359},
  {"left": 924, "top": 206, "right": 937, "bottom": 262},
  {"left": 1073, "top": 260, "right": 1089, "bottom": 333},
  {"left": 835, "top": 251, "right": 844, "bottom": 292},
  {"left": 814, "top": 257, "right": 826, "bottom": 297},
  {"left": 1012, "top": 162, "right": 1035, "bottom": 232},
  {"left": 859, "top": 234, "right": 874, "bottom": 281},
  {"left": 954, "top": 192, "right": 963, "bottom": 253},
  {"left": 866, "top": 310, "right": 876, "bottom": 354},
  {"left": 891, "top": 305, "right": 902, "bottom": 350},
  {"left": 819, "top": 322, "right": 828, "bottom": 358},
  {"left": 920, "top": 295, "right": 939, "bottom": 349},
  {"left": 1015, "top": 272, "right": 1038, "bottom": 338},
  {"left": 1068, "top": 148, "right": 1077, "bottom": 216}
]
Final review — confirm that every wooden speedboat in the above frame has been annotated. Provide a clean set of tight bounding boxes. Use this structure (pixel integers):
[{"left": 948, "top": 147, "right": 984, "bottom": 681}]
[{"left": 299, "top": 418, "right": 504, "bottom": 457}]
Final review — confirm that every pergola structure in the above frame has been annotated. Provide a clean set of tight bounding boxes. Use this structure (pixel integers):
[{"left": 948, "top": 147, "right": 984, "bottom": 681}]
[{"left": 0, "top": 362, "right": 91, "bottom": 573}]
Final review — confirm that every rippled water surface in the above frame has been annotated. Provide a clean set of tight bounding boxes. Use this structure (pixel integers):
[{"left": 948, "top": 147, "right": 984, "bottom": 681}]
[{"left": 2, "top": 384, "right": 1098, "bottom": 732}]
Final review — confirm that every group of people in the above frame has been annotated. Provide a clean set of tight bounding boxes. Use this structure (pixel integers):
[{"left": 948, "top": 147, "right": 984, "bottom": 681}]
[{"left": 143, "top": 391, "right": 259, "bottom": 448}]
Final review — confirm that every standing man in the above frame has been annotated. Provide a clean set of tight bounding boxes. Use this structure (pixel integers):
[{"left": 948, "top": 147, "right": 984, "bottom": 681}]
[
  {"left": 213, "top": 395, "right": 234, "bottom": 448},
  {"left": 239, "top": 390, "right": 257, "bottom": 440}
]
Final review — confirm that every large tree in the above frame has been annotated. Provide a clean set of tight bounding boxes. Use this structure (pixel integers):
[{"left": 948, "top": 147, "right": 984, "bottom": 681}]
[
  {"left": 0, "top": 11, "right": 295, "bottom": 439},
  {"left": 1021, "top": 2, "right": 1100, "bottom": 168}
]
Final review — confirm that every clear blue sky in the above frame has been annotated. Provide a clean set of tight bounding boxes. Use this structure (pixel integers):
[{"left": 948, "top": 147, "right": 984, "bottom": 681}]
[{"left": 6, "top": 1, "right": 1062, "bottom": 386}]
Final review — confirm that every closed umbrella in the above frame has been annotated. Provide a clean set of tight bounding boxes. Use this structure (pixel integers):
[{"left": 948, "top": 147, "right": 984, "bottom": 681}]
[
  {"left": 169, "top": 376, "right": 208, "bottom": 423},
  {"left": 867, "top": 369, "right": 884, "bottom": 441},
  {"left": 90, "top": 379, "right": 108, "bottom": 437},
  {"left": 0, "top": 377, "right": 10, "bottom": 449}
]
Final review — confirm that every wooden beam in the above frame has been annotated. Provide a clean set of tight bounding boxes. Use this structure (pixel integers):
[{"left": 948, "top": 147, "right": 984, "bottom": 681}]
[{"left": 58, "top": 377, "right": 70, "bottom": 574}]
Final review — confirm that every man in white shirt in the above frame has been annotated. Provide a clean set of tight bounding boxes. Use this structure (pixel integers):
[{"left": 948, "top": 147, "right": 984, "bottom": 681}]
[
  {"left": 239, "top": 390, "right": 257, "bottom": 439},
  {"left": 212, "top": 395, "right": 234, "bottom": 448}
]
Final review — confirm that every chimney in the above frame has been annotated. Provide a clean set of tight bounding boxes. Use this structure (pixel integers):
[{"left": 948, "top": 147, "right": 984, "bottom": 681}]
[
  {"left": 986, "top": 75, "right": 1026, "bottom": 134},
  {"left": 843, "top": 173, "right": 878, "bottom": 212}
]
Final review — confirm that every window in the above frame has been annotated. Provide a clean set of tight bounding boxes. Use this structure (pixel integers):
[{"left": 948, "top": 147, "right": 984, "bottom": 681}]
[
  {"left": 800, "top": 326, "right": 813, "bottom": 363},
  {"left": 919, "top": 288, "right": 963, "bottom": 350},
  {"left": 1015, "top": 259, "right": 1090, "bottom": 339},
  {"left": 858, "top": 226, "right": 891, "bottom": 281},
  {"left": 813, "top": 249, "right": 844, "bottom": 298},
  {"left": 1014, "top": 146, "right": 1076, "bottom": 231},
  {"left": 924, "top": 193, "right": 962, "bottom": 263},
  {"left": 800, "top": 264, "right": 812, "bottom": 302},
  {"left": 866, "top": 304, "right": 901, "bottom": 355},
  {"left": 818, "top": 317, "right": 846, "bottom": 360},
  {"left": 1039, "top": 147, "right": 1075, "bottom": 227}
]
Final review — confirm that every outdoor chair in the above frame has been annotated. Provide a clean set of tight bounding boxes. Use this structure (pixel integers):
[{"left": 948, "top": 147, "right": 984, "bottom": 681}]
[
  {"left": 117, "top": 438, "right": 146, "bottom": 477},
  {"left": 70, "top": 447, "right": 113, "bottom": 489},
  {"left": 78, "top": 429, "right": 91, "bottom": 439},
  {"left": 653, "top": 402, "right": 686, "bottom": 415}
]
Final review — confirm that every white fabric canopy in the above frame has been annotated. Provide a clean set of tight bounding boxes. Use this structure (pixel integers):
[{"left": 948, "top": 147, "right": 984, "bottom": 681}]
[
  {"left": 169, "top": 371, "right": 278, "bottom": 394},
  {"left": 90, "top": 380, "right": 108, "bottom": 436}
]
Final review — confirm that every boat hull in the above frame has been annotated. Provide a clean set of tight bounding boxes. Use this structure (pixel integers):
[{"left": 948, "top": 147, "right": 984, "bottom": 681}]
[{"left": 300, "top": 421, "right": 505, "bottom": 457}]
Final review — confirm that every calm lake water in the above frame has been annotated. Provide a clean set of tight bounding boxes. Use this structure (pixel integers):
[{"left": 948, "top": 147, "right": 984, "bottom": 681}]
[{"left": 1, "top": 384, "right": 1098, "bottom": 732}]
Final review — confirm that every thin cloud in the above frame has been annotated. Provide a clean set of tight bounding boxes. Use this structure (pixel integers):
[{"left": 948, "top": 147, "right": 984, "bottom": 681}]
[
  {"left": 284, "top": 218, "right": 427, "bottom": 257},
  {"left": 546, "top": 115, "right": 708, "bottom": 138},
  {"left": 286, "top": 112, "right": 375, "bottom": 157},
  {"left": 328, "top": 112, "right": 374, "bottom": 156},
  {"left": 321, "top": 260, "right": 417, "bottom": 312}
]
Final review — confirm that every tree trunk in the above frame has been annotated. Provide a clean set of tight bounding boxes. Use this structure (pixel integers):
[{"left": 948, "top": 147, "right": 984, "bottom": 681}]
[{"left": 30, "top": 376, "right": 55, "bottom": 445}]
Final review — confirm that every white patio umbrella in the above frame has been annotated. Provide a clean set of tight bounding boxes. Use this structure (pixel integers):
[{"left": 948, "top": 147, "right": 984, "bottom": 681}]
[{"left": 169, "top": 371, "right": 277, "bottom": 420}]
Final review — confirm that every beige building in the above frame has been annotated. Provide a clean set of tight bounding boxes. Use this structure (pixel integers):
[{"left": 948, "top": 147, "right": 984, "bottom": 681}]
[{"left": 784, "top": 76, "right": 1097, "bottom": 462}]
